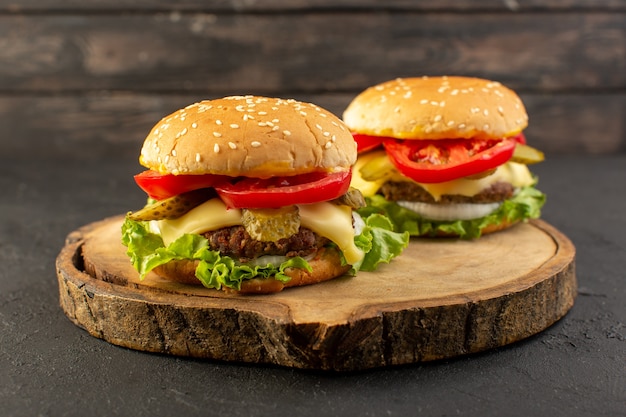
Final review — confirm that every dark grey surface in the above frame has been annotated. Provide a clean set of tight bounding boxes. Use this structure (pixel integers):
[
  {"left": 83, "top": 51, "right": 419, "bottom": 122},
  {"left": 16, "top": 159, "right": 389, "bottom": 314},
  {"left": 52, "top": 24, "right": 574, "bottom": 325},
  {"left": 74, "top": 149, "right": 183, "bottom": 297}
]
[{"left": 1, "top": 155, "right": 624, "bottom": 417}]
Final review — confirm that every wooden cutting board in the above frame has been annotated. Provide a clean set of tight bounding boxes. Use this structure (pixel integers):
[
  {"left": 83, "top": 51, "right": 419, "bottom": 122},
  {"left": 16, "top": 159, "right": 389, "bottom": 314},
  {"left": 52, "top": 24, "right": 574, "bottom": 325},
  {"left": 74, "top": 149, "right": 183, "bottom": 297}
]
[{"left": 56, "top": 215, "right": 576, "bottom": 371}]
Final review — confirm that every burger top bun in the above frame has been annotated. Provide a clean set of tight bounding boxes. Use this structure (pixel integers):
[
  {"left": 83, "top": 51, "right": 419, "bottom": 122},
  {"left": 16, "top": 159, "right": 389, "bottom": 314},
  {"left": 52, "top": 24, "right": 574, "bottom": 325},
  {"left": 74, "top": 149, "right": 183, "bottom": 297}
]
[
  {"left": 140, "top": 95, "right": 357, "bottom": 177},
  {"left": 343, "top": 76, "right": 528, "bottom": 141}
]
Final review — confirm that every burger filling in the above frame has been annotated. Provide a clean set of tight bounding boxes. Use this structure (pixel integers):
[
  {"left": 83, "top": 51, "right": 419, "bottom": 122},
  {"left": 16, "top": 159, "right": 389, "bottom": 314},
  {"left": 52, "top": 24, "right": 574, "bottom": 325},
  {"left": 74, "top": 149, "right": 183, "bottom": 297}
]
[{"left": 352, "top": 150, "right": 545, "bottom": 238}]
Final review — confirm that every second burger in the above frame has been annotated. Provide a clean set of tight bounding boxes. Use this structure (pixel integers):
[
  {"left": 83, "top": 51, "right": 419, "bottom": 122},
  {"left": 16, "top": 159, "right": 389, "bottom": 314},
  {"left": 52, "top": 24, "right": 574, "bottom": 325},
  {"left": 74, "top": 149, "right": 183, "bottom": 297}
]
[{"left": 344, "top": 76, "right": 546, "bottom": 239}]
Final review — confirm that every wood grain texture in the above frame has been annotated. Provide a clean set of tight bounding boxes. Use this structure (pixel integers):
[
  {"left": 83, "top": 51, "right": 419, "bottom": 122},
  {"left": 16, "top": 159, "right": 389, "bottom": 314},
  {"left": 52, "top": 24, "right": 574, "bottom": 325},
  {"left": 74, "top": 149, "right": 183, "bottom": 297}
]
[
  {"left": 2, "top": 2, "right": 624, "bottom": 158},
  {"left": 56, "top": 216, "right": 576, "bottom": 371},
  {"left": 1, "top": 13, "right": 623, "bottom": 93},
  {"left": 2, "top": 0, "right": 625, "bottom": 12}
]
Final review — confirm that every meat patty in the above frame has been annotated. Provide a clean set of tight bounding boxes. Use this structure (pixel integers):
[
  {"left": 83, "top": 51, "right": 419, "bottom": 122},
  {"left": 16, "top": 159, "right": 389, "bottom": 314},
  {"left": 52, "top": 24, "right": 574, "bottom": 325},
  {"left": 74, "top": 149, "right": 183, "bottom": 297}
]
[
  {"left": 380, "top": 181, "right": 515, "bottom": 204},
  {"left": 203, "top": 226, "right": 328, "bottom": 262}
]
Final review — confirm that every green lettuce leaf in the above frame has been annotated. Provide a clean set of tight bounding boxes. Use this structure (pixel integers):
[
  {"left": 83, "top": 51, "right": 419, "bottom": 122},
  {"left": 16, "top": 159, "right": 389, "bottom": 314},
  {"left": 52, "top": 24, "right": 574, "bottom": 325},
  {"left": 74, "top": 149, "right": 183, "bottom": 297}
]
[
  {"left": 353, "top": 213, "right": 410, "bottom": 272},
  {"left": 357, "top": 185, "right": 546, "bottom": 240}
]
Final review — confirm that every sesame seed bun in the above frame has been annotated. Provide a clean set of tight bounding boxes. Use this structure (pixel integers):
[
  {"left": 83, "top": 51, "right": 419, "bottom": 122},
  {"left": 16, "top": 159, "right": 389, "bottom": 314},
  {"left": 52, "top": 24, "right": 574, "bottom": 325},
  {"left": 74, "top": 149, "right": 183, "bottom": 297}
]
[
  {"left": 342, "top": 76, "right": 528, "bottom": 140},
  {"left": 140, "top": 96, "right": 356, "bottom": 178}
]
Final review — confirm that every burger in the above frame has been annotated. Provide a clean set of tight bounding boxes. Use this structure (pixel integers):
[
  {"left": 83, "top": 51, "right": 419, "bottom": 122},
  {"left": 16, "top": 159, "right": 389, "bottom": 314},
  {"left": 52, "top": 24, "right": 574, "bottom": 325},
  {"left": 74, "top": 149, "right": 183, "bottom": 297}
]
[
  {"left": 343, "top": 76, "right": 546, "bottom": 238},
  {"left": 121, "top": 96, "right": 408, "bottom": 294}
]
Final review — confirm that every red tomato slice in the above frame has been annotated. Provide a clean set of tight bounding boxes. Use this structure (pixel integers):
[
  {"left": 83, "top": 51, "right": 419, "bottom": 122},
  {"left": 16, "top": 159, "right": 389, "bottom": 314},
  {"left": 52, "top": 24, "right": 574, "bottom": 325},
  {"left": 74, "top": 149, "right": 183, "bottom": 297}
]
[
  {"left": 134, "top": 170, "right": 229, "bottom": 200},
  {"left": 352, "top": 134, "right": 384, "bottom": 153},
  {"left": 512, "top": 133, "right": 527, "bottom": 145},
  {"left": 383, "top": 137, "right": 517, "bottom": 183},
  {"left": 215, "top": 171, "right": 352, "bottom": 209}
]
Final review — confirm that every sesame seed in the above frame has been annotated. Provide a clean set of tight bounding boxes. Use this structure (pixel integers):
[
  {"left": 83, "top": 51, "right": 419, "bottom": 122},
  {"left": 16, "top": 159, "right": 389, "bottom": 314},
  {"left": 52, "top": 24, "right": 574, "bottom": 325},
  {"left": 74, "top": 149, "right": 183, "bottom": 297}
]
[
  {"left": 251, "top": 141, "right": 261, "bottom": 148},
  {"left": 331, "top": 135, "right": 337, "bottom": 142},
  {"left": 403, "top": 91, "right": 412, "bottom": 99},
  {"left": 498, "top": 106, "right": 504, "bottom": 114},
  {"left": 165, "top": 155, "right": 170, "bottom": 163},
  {"left": 447, "top": 120, "right": 455, "bottom": 126},
  {"left": 213, "top": 144, "right": 220, "bottom": 153},
  {"left": 258, "top": 122, "right": 267, "bottom": 127},
  {"left": 191, "top": 122, "right": 198, "bottom": 129},
  {"left": 195, "top": 153, "right": 201, "bottom": 162},
  {"left": 323, "top": 131, "right": 330, "bottom": 137},
  {"left": 325, "top": 141, "right": 332, "bottom": 149},
  {"left": 272, "top": 126, "right": 279, "bottom": 131},
  {"left": 394, "top": 106, "right": 401, "bottom": 113},
  {"left": 171, "top": 149, "right": 177, "bottom": 156},
  {"left": 228, "top": 142, "right": 237, "bottom": 150},
  {"left": 471, "top": 107, "right": 480, "bottom": 114},
  {"left": 180, "top": 128, "right": 187, "bottom": 135},
  {"left": 213, "top": 131, "right": 222, "bottom": 138},
  {"left": 433, "top": 115, "right": 442, "bottom": 122},
  {"left": 230, "top": 124, "right": 239, "bottom": 129},
  {"left": 300, "top": 111, "right": 307, "bottom": 116},
  {"left": 216, "top": 120, "right": 222, "bottom": 125},
  {"left": 420, "top": 99, "right": 429, "bottom": 104},
  {"left": 484, "top": 124, "right": 490, "bottom": 130},
  {"left": 430, "top": 101, "right": 439, "bottom": 106},
  {"left": 450, "top": 89, "right": 459, "bottom": 95},
  {"left": 458, "top": 123, "right": 466, "bottom": 129},
  {"left": 483, "top": 109, "right": 489, "bottom": 116},
  {"left": 283, "top": 130, "right": 292, "bottom": 136},
  {"left": 258, "top": 111, "right": 267, "bottom": 115}
]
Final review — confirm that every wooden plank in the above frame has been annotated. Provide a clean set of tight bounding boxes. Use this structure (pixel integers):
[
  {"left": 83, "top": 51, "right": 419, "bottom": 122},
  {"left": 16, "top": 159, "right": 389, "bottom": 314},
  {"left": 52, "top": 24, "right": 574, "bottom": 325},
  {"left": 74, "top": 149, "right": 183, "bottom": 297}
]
[
  {"left": 0, "top": 12, "right": 623, "bottom": 93},
  {"left": 1, "top": 92, "right": 624, "bottom": 159},
  {"left": 2, "top": 1, "right": 625, "bottom": 12},
  {"left": 57, "top": 216, "right": 576, "bottom": 371}
]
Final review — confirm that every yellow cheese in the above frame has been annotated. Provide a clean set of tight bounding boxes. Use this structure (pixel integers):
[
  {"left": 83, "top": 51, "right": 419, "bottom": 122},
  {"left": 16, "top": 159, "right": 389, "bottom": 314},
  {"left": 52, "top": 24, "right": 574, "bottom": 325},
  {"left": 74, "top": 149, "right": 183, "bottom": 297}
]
[
  {"left": 156, "top": 198, "right": 242, "bottom": 246},
  {"left": 352, "top": 151, "right": 535, "bottom": 201},
  {"left": 153, "top": 199, "right": 364, "bottom": 265},
  {"left": 298, "top": 202, "right": 364, "bottom": 265}
]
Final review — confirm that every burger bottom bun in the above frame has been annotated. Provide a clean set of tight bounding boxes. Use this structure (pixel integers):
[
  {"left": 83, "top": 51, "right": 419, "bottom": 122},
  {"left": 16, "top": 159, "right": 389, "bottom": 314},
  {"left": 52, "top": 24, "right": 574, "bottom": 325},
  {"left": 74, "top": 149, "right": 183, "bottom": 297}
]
[{"left": 152, "top": 246, "right": 351, "bottom": 294}]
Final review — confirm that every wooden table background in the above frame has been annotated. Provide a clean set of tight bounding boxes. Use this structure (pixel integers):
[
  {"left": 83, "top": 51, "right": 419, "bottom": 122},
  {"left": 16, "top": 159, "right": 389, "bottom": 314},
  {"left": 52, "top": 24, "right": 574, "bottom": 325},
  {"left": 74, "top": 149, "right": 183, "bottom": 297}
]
[{"left": 1, "top": 1, "right": 624, "bottom": 159}]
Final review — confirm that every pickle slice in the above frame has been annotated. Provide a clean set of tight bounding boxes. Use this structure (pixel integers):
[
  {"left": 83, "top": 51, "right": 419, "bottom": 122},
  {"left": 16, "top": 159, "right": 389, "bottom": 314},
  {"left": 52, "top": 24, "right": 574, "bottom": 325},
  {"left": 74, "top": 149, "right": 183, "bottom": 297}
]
[
  {"left": 359, "top": 152, "right": 397, "bottom": 181},
  {"left": 128, "top": 188, "right": 214, "bottom": 221},
  {"left": 511, "top": 144, "right": 545, "bottom": 165},
  {"left": 332, "top": 187, "right": 366, "bottom": 209},
  {"left": 242, "top": 206, "right": 300, "bottom": 242}
]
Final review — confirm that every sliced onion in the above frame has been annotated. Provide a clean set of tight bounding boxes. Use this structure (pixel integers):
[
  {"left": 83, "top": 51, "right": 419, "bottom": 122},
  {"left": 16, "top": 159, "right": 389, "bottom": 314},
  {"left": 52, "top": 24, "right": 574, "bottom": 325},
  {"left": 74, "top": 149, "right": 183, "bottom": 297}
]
[
  {"left": 352, "top": 211, "right": 365, "bottom": 236},
  {"left": 244, "top": 255, "right": 288, "bottom": 268},
  {"left": 396, "top": 201, "right": 501, "bottom": 221}
]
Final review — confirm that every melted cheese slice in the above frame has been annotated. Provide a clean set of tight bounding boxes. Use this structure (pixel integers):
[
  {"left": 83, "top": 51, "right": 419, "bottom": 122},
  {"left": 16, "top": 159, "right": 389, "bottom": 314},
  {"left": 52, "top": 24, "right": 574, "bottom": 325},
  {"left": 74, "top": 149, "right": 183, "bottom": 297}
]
[
  {"left": 351, "top": 151, "right": 535, "bottom": 201},
  {"left": 153, "top": 199, "right": 364, "bottom": 265}
]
